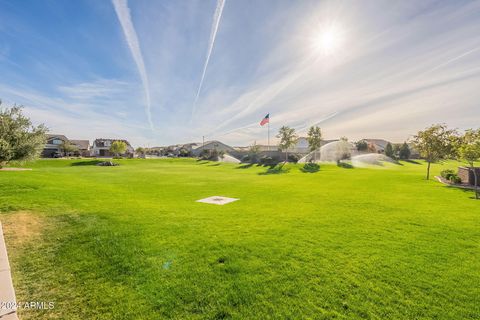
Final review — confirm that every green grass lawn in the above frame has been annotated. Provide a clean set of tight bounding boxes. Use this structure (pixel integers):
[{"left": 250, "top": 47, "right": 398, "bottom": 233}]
[{"left": 0, "top": 159, "right": 479, "bottom": 319}]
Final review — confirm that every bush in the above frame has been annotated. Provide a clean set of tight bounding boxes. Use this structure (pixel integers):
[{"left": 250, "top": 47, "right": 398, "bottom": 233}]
[
  {"left": 440, "top": 169, "right": 455, "bottom": 180},
  {"left": 260, "top": 156, "right": 279, "bottom": 166},
  {"left": 449, "top": 174, "right": 462, "bottom": 184},
  {"left": 199, "top": 149, "right": 221, "bottom": 161},
  {"left": 96, "top": 161, "right": 119, "bottom": 166},
  {"left": 241, "top": 155, "right": 251, "bottom": 163},
  {"left": 301, "top": 163, "right": 320, "bottom": 173},
  {"left": 287, "top": 154, "right": 300, "bottom": 163},
  {"left": 178, "top": 149, "right": 191, "bottom": 157}
]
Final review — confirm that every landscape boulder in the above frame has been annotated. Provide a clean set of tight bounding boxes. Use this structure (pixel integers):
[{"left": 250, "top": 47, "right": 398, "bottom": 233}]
[{"left": 96, "top": 161, "right": 119, "bottom": 166}]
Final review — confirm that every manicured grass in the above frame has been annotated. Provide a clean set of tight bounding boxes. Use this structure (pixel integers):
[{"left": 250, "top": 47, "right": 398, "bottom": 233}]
[{"left": 0, "top": 159, "right": 479, "bottom": 319}]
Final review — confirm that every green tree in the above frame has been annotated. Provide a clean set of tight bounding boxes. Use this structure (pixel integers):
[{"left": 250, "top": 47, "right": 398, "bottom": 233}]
[
  {"left": 413, "top": 124, "right": 457, "bottom": 180},
  {"left": 0, "top": 103, "right": 47, "bottom": 167},
  {"left": 178, "top": 148, "right": 190, "bottom": 157},
  {"left": 385, "top": 142, "right": 394, "bottom": 158},
  {"left": 355, "top": 140, "right": 368, "bottom": 152},
  {"left": 399, "top": 142, "right": 411, "bottom": 160},
  {"left": 457, "top": 129, "right": 480, "bottom": 199},
  {"left": 109, "top": 140, "right": 127, "bottom": 157},
  {"left": 60, "top": 141, "right": 78, "bottom": 157},
  {"left": 218, "top": 150, "right": 225, "bottom": 160},
  {"left": 393, "top": 144, "right": 401, "bottom": 159},
  {"left": 248, "top": 142, "right": 261, "bottom": 163},
  {"left": 277, "top": 126, "right": 297, "bottom": 162},
  {"left": 307, "top": 126, "right": 322, "bottom": 162},
  {"left": 335, "top": 137, "right": 351, "bottom": 165}
]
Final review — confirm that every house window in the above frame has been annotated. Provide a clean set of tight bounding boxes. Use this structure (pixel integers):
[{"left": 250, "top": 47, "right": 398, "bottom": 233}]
[{"left": 52, "top": 139, "right": 63, "bottom": 145}]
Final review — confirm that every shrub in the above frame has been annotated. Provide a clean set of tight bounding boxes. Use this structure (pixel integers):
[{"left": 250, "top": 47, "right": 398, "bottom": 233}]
[
  {"left": 440, "top": 169, "right": 455, "bottom": 180},
  {"left": 96, "top": 161, "right": 119, "bottom": 166},
  {"left": 199, "top": 149, "right": 210, "bottom": 160},
  {"left": 178, "top": 149, "right": 191, "bottom": 157},
  {"left": 449, "top": 174, "right": 462, "bottom": 184},
  {"left": 199, "top": 149, "right": 221, "bottom": 161},
  {"left": 241, "top": 155, "right": 250, "bottom": 163},
  {"left": 287, "top": 154, "right": 300, "bottom": 163},
  {"left": 301, "top": 163, "right": 320, "bottom": 173},
  {"left": 260, "top": 156, "right": 279, "bottom": 166}
]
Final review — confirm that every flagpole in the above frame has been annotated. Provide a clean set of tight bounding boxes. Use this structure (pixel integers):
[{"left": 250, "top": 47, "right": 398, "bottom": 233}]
[{"left": 267, "top": 119, "right": 270, "bottom": 152}]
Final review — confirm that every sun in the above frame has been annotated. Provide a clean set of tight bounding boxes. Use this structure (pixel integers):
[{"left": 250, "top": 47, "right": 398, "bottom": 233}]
[{"left": 312, "top": 24, "right": 344, "bottom": 56}]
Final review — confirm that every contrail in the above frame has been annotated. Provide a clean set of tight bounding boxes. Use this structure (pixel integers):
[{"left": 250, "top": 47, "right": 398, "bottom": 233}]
[
  {"left": 419, "top": 46, "right": 480, "bottom": 78},
  {"left": 294, "top": 112, "right": 339, "bottom": 133},
  {"left": 214, "top": 111, "right": 339, "bottom": 139},
  {"left": 214, "top": 121, "right": 259, "bottom": 137},
  {"left": 191, "top": 0, "right": 225, "bottom": 120},
  {"left": 112, "top": 0, "right": 154, "bottom": 130}
]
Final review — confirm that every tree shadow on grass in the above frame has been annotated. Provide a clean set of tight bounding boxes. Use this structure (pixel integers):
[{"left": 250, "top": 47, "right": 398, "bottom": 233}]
[
  {"left": 337, "top": 162, "right": 354, "bottom": 169},
  {"left": 444, "top": 184, "right": 480, "bottom": 200},
  {"left": 71, "top": 160, "right": 103, "bottom": 166},
  {"left": 258, "top": 163, "right": 289, "bottom": 175},
  {"left": 208, "top": 163, "right": 220, "bottom": 166},
  {"left": 300, "top": 163, "right": 320, "bottom": 173},
  {"left": 196, "top": 160, "right": 210, "bottom": 165},
  {"left": 235, "top": 163, "right": 254, "bottom": 169},
  {"left": 404, "top": 159, "right": 421, "bottom": 165}
]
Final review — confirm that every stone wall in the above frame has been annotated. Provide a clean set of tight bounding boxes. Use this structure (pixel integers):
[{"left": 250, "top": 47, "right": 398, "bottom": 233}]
[{"left": 458, "top": 167, "right": 480, "bottom": 186}]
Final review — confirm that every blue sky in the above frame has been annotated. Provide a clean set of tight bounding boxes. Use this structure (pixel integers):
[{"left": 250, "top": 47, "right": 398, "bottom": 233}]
[{"left": 0, "top": 0, "right": 479, "bottom": 147}]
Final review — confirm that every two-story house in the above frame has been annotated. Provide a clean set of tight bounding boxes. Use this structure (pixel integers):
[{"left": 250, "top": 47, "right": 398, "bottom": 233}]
[{"left": 91, "top": 138, "right": 134, "bottom": 157}]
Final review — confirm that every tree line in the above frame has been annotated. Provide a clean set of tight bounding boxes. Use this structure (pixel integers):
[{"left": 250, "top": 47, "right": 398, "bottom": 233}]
[
  {"left": 273, "top": 123, "right": 479, "bottom": 198},
  {"left": 412, "top": 124, "right": 480, "bottom": 199},
  {"left": 1, "top": 102, "right": 479, "bottom": 198}
]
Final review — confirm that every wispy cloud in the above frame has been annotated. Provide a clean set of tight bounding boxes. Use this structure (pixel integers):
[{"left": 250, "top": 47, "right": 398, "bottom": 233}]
[
  {"left": 0, "top": 81, "right": 153, "bottom": 146},
  {"left": 1, "top": 0, "right": 480, "bottom": 147},
  {"left": 191, "top": 0, "right": 225, "bottom": 120},
  {"left": 57, "top": 79, "right": 131, "bottom": 100},
  {"left": 417, "top": 45, "right": 480, "bottom": 79},
  {"left": 112, "top": 0, "right": 154, "bottom": 130}
]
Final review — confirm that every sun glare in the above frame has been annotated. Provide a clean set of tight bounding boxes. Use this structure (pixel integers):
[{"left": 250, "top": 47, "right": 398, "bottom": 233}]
[{"left": 312, "top": 24, "right": 344, "bottom": 56}]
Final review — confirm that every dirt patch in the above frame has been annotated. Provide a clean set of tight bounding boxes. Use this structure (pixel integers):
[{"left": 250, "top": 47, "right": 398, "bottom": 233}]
[
  {"left": 1, "top": 211, "right": 44, "bottom": 248},
  {"left": 0, "top": 168, "right": 32, "bottom": 171}
]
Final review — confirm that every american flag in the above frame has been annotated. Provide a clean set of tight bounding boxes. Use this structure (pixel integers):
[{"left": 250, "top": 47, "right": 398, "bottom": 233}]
[{"left": 260, "top": 113, "right": 269, "bottom": 126}]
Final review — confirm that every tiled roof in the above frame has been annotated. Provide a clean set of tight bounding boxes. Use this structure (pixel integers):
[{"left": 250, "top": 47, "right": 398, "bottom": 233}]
[
  {"left": 69, "top": 140, "right": 89, "bottom": 150},
  {"left": 94, "top": 138, "right": 131, "bottom": 146},
  {"left": 46, "top": 134, "right": 68, "bottom": 141}
]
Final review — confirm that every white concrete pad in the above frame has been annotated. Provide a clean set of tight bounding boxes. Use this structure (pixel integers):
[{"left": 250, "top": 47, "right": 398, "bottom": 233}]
[
  {"left": 0, "top": 312, "right": 18, "bottom": 320},
  {"left": 0, "top": 222, "right": 16, "bottom": 318},
  {"left": 196, "top": 196, "right": 239, "bottom": 205}
]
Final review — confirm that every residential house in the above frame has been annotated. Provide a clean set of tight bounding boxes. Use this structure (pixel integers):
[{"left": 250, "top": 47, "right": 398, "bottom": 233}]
[
  {"left": 70, "top": 140, "right": 90, "bottom": 157},
  {"left": 191, "top": 140, "right": 237, "bottom": 157},
  {"left": 42, "top": 134, "right": 69, "bottom": 157},
  {"left": 247, "top": 145, "right": 278, "bottom": 152},
  {"left": 361, "top": 139, "right": 391, "bottom": 153},
  {"left": 163, "top": 143, "right": 200, "bottom": 157},
  {"left": 42, "top": 134, "right": 92, "bottom": 157},
  {"left": 144, "top": 147, "right": 165, "bottom": 157},
  {"left": 91, "top": 138, "right": 134, "bottom": 157},
  {"left": 291, "top": 137, "right": 310, "bottom": 154},
  {"left": 285, "top": 138, "right": 339, "bottom": 154}
]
